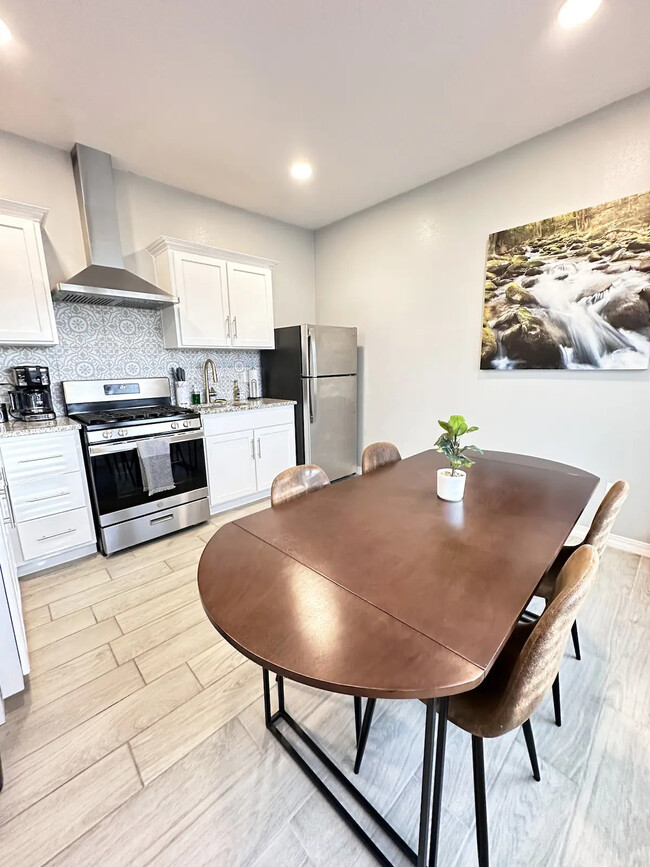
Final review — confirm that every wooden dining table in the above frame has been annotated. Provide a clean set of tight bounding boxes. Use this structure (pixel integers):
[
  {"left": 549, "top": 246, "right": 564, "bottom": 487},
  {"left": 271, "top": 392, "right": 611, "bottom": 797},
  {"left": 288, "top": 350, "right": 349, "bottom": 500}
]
[{"left": 198, "top": 449, "right": 598, "bottom": 867}]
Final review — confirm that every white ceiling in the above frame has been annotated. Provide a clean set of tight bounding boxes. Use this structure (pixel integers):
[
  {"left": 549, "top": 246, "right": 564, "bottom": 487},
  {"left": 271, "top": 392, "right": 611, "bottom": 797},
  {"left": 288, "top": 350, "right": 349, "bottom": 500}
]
[{"left": 0, "top": 1, "right": 649, "bottom": 229}]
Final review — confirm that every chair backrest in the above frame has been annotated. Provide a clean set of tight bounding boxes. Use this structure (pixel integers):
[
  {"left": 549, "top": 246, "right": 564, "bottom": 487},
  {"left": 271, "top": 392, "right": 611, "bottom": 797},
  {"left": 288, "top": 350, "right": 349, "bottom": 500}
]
[
  {"left": 271, "top": 464, "right": 330, "bottom": 506},
  {"left": 492, "top": 545, "right": 599, "bottom": 735},
  {"left": 361, "top": 442, "right": 402, "bottom": 474},
  {"left": 584, "top": 481, "right": 629, "bottom": 559}
]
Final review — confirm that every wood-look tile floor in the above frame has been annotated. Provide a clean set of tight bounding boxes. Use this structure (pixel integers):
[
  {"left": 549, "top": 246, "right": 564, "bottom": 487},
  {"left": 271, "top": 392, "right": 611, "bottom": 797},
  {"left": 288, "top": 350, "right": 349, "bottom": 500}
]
[{"left": 1, "top": 502, "right": 648, "bottom": 866}]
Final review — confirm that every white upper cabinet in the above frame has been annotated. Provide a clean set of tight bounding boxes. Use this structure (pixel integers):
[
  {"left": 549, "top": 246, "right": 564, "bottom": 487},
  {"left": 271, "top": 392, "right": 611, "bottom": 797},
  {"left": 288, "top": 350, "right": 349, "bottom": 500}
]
[
  {"left": 227, "top": 262, "right": 274, "bottom": 349},
  {"left": 148, "top": 237, "right": 276, "bottom": 350},
  {"left": 170, "top": 251, "right": 230, "bottom": 348},
  {"left": 0, "top": 199, "right": 58, "bottom": 346}
]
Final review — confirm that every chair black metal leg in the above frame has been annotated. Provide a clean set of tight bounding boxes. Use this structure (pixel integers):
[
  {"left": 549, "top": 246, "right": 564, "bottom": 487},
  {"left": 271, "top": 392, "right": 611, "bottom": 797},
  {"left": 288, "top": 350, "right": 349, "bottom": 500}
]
[
  {"left": 471, "top": 735, "right": 489, "bottom": 867},
  {"left": 571, "top": 620, "right": 582, "bottom": 661},
  {"left": 552, "top": 674, "right": 562, "bottom": 727},
  {"left": 353, "top": 698, "right": 377, "bottom": 774},
  {"left": 428, "top": 697, "right": 449, "bottom": 866},
  {"left": 521, "top": 719, "right": 541, "bottom": 782},
  {"left": 354, "top": 696, "right": 362, "bottom": 747}
]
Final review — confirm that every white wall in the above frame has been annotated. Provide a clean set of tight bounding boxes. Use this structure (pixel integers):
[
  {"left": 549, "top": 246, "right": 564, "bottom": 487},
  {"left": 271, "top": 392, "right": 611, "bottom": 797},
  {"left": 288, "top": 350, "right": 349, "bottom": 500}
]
[
  {"left": 315, "top": 90, "right": 650, "bottom": 543},
  {"left": 0, "top": 129, "right": 315, "bottom": 326}
]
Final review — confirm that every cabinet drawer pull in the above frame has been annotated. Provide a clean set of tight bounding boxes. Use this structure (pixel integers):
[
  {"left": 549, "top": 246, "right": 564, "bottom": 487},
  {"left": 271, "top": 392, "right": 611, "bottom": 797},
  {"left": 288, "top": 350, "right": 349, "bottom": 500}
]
[
  {"left": 18, "top": 453, "right": 64, "bottom": 464},
  {"left": 27, "top": 490, "right": 67, "bottom": 503},
  {"left": 38, "top": 527, "right": 76, "bottom": 542},
  {"left": 225, "top": 316, "right": 231, "bottom": 338},
  {"left": 257, "top": 438, "right": 261, "bottom": 458},
  {"left": 233, "top": 316, "right": 238, "bottom": 338},
  {"left": 150, "top": 513, "right": 174, "bottom": 525},
  {"left": 250, "top": 439, "right": 255, "bottom": 460}
]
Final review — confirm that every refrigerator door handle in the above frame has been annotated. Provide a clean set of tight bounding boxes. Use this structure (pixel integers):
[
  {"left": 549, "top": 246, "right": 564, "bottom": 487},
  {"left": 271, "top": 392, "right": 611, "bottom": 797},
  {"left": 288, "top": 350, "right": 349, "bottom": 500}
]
[
  {"left": 308, "top": 329, "right": 318, "bottom": 378},
  {"left": 309, "top": 377, "right": 317, "bottom": 423}
]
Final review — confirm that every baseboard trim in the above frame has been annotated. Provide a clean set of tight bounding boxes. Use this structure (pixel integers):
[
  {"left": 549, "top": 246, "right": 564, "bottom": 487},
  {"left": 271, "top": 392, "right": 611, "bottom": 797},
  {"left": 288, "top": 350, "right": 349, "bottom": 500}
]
[{"left": 575, "top": 524, "right": 650, "bottom": 558}]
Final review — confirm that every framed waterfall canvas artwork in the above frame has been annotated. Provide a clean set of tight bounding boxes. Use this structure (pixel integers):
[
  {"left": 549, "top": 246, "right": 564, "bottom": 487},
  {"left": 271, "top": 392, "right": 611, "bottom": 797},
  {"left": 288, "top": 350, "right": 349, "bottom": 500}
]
[{"left": 480, "top": 190, "right": 650, "bottom": 370}]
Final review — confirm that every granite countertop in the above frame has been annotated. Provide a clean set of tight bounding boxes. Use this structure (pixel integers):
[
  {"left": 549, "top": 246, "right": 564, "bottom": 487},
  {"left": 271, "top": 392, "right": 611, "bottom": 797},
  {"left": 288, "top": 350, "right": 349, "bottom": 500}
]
[
  {"left": 0, "top": 417, "right": 81, "bottom": 438},
  {"left": 198, "top": 398, "right": 296, "bottom": 414}
]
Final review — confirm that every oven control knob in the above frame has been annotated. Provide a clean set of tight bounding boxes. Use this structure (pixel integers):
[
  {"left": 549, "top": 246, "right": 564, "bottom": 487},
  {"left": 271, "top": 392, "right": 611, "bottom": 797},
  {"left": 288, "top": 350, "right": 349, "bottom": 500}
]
[
  {"left": 182, "top": 420, "right": 191, "bottom": 428},
  {"left": 171, "top": 422, "right": 180, "bottom": 430},
  {"left": 118, "top": 428, "right": 128, "bottom": 437},
  {"left": 102, "top": 431, "right": 112, "bottom": 439}
]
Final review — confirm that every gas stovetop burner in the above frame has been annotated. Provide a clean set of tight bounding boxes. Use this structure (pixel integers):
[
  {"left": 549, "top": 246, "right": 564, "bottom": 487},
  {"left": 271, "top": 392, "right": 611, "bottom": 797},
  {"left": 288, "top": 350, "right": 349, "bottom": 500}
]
[{"left": 71, "top": 404, "right": 196, "bottom": 428}]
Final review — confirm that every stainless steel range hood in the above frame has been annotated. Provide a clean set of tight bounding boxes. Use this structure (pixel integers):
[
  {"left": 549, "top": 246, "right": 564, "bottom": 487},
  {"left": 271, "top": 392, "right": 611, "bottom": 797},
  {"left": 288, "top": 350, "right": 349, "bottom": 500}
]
[{"left": 53, "top": 144, "right": 178, "bottom": 309}]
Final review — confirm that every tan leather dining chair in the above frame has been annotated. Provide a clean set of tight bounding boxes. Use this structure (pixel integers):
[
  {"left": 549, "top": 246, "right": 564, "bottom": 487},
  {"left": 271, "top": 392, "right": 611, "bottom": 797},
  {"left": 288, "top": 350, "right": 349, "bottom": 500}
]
[
  {"left": 361, "top": 442, "right": 401, "bottom": 474},
  {"left": 355, "top": 546, "right": 599, "bottom": 867},
  {"left": 529, "top": 480, "right": 628, "bottom": 725},
  {"left": 271, "top": 464, "right": 330, "bottom": 506}
]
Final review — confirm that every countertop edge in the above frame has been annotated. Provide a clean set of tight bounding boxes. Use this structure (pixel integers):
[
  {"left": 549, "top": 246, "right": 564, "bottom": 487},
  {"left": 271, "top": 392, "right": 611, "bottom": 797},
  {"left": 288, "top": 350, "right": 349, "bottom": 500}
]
[{"left": 0, "top": 418, "right": 81, "bottom": 438}]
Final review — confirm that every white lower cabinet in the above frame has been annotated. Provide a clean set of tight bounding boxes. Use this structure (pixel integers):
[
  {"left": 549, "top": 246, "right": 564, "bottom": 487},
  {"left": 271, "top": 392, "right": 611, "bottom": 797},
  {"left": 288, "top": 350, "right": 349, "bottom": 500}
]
[
  {"left": 0, "top": 430, "right": 97, "bottom": 575},
  {"left": 203, "top": 407, "right": 296, "bottom": 513},
  {"left": 16, "top": 507, "right": 94, "bottom": 562},
  {"left": 206, "top": 430, "right": 258, "bottom": 507},
  {"left": 253, "top": 423, "right": 295, "bottom": 492}
]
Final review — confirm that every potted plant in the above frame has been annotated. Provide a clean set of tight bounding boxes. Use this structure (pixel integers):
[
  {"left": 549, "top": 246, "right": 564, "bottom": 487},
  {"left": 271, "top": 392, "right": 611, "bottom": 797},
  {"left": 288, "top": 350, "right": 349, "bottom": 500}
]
[{"left": 434, "top": 415, "right": 481, "bottom": 501}]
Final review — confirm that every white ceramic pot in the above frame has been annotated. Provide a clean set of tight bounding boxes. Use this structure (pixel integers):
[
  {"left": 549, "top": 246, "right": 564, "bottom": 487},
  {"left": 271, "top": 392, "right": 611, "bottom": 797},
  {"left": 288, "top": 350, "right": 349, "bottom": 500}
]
[{"left": 437, "top": 468, "right": 466, "bottom": 502}]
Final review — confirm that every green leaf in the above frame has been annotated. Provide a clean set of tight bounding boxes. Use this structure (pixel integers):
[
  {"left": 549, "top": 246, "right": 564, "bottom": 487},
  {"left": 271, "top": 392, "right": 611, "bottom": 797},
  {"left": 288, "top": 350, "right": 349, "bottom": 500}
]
[
  {"left": 448, "top": 415, "right": 466, "bottom": 435},
  {"left": 463, "top": 445, "right": 483, "bottom": 454},
  {"left": 437, "top": 420, "right": 451, "bottom": 433},
  {"left": 467, "top": 426, "right": 479, "bottom": 433}
]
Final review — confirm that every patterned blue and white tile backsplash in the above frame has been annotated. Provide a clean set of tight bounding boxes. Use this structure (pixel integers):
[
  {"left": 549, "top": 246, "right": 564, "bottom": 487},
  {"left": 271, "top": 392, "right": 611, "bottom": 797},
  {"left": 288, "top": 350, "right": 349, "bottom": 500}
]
[{"left": 0, "top": 303, "right": 261, "bottom": 415}]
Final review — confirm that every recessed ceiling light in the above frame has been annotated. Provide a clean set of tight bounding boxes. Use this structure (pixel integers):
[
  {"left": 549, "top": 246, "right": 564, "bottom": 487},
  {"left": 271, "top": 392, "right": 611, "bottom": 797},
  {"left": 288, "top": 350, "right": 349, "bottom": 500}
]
[
  {"left": 557, "top": 0, "right": 602, "bottom": 29},
  {"left": 290, "top": 162, "right": 313, "bottom": 181},
  {"left": 0, "top": 18, "right": 12, "bottom": 44}
]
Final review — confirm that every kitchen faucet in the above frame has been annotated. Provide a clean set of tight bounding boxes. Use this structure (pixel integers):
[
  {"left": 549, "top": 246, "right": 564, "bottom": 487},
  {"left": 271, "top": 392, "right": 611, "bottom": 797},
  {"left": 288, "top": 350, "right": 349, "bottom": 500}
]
[{"left": 203, "top": 359, "right": 218, "bottom": 404}]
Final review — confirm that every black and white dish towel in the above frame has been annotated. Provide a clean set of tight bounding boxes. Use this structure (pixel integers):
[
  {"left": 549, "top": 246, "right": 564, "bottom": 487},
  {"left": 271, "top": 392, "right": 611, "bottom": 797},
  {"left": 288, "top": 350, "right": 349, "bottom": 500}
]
[{"left": 136, "top": 437, "right": 176, "bottom": 496}]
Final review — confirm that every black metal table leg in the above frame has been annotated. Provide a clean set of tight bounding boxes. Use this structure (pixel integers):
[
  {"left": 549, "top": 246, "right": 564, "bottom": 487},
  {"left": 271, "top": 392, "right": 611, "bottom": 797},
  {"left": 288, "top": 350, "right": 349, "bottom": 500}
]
[
  {"left": 416, "top": 699, "right": 438, "bottom": 865},
  {"left": 260, "top": 671, "right": 450, "bottom": 866},
  {"left": 472, "top": 735, "right": 489, "bottom": 867},
  {"left": 428, "top": 697, "right": 449, "bottom": 866}
]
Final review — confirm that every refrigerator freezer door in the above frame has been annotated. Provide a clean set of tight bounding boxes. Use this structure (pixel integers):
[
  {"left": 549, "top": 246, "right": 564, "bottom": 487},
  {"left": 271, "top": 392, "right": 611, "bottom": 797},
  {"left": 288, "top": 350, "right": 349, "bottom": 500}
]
[
  {"left": 302, "top": 325, "right": 358, "bottom": 377},
  {"left": 302, "top": 375, "right": 357, "bottom": 481}
]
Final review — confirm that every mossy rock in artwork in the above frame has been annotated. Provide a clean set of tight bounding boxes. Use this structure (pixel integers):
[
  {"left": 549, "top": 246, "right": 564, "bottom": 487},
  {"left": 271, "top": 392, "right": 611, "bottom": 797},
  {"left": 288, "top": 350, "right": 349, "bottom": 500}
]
[
  {"left": 487, "top": 259, "right": 510, "bottom": 276},
  {"left": 588, "top": 253, "right": 601, "bottom": 263},
  {"left": 505, "top": 282, "right": 539, "bottom": 307},
  {"left": 486, "top": 271, "right": 497, "bottom": 282},
  {"left": 485, "top": 280, "right": 497, "bottom": 292},
  {"left": 525, "top": 266, "right": 543, "bottom": 276},
  {"left": 526, "top": 259, "right": 545, "bottom": 268},
  {"left": 484, "top": 290, "right": 496, "bottom": 302},
  {"left": 501, "top": 311, "right": 563, "bottom": 369},
  {"left": 481, "top": 325, "right": 498, "bottom": 366}
]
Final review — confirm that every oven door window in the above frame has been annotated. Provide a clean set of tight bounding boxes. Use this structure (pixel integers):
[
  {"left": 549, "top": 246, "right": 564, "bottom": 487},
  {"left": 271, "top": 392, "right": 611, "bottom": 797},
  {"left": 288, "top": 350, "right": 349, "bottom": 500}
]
[{"left": 90, "top": 438, "right": 207, "bottom": 518}]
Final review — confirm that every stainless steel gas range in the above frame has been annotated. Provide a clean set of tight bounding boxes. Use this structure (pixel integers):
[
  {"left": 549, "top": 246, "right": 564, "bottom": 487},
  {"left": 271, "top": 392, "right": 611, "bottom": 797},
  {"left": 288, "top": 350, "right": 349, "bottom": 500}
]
[{"left": 63, "top": 377, "right": 209, "bottom": 555}]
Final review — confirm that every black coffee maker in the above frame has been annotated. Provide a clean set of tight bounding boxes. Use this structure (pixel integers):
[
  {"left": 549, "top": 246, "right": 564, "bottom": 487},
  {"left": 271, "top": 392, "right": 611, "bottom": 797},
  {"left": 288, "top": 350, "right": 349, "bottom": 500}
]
[{"left": 9, "top": 366, "right": 56, "bottom": 422}]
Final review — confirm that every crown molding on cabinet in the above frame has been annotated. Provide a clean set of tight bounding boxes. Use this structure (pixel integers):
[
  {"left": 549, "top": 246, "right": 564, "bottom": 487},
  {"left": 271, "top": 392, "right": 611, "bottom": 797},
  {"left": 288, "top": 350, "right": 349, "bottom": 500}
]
[
  {"left": 146, "top": 236, "right": 278, "bottom": 269},
  {"left": 0, "top": 198, "right": 49, "bottom": 224}
]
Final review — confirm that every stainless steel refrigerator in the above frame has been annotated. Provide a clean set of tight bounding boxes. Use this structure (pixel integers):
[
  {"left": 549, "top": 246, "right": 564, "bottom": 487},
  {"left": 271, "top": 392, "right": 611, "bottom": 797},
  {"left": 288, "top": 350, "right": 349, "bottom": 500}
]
[{"left": 261, "top": 325, "right": 358, "bottom": 481}]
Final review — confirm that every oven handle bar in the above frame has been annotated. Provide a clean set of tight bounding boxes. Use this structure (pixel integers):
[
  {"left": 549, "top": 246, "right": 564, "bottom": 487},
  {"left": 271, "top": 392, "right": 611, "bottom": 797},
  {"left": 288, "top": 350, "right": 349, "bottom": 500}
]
[{"left": 88, "top": 430, "right": 204, "bottom": 457}]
